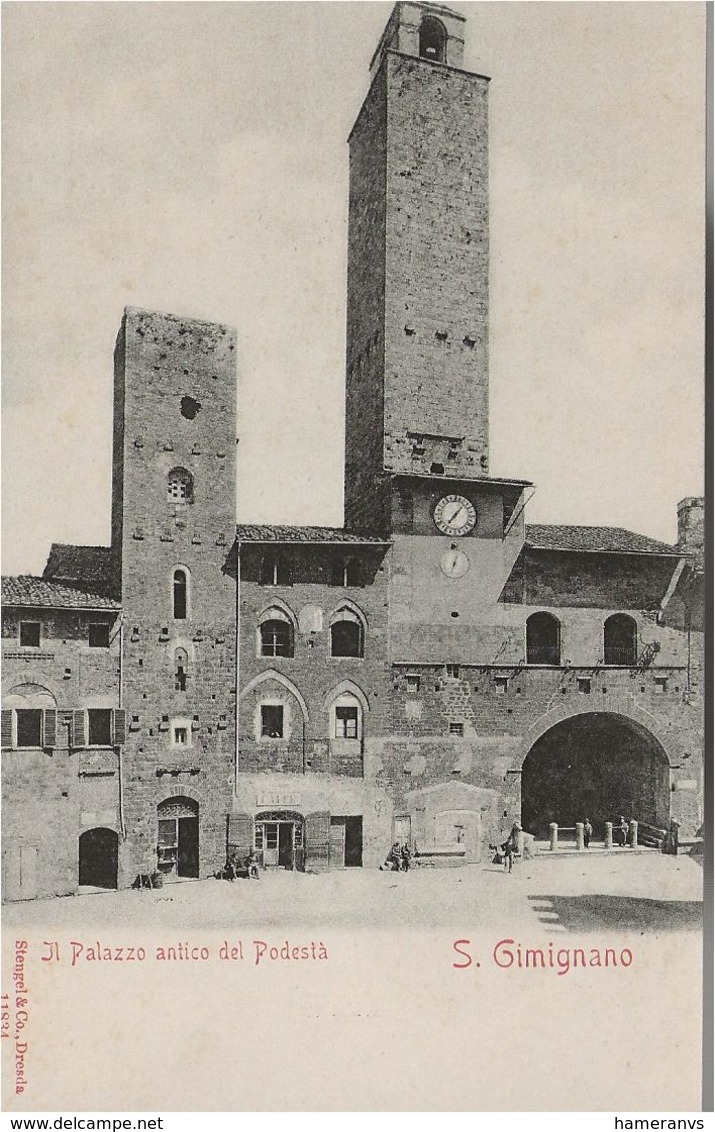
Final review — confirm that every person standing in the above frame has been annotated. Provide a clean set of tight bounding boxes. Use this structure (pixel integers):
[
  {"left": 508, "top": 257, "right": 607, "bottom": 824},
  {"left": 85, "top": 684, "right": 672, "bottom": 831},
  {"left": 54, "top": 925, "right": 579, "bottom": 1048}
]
[{"left": 583, "top": 818, "right": 593, "bottom": 849}]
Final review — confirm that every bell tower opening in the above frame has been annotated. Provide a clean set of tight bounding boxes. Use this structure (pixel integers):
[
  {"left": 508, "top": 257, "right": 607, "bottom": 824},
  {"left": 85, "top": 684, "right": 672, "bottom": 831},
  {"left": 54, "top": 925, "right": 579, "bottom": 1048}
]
[{"left": 419, "top": 15, "right": 447, "bottom": 62}]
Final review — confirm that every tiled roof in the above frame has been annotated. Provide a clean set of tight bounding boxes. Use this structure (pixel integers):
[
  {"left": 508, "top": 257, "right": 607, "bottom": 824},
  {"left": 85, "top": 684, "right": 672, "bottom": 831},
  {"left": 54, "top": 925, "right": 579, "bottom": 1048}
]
[
  {"left": 235, "top": 524, "right": 389, "bottom": 544},
  {"left": 525, "top": 525, "right": 680, "bottom": 556},
  {"left": 43, "top": 544, "right": 114, "bottom": 589},
  {"left": 2, "top": 575, "right": 121, "bottom": 611}
]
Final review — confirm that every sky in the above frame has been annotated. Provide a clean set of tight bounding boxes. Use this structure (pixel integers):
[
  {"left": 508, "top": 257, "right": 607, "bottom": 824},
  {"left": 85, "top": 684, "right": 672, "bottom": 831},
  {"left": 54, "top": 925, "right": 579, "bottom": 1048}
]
[{"left": 2, "top": 1, "right": 706, "bottom": 575}]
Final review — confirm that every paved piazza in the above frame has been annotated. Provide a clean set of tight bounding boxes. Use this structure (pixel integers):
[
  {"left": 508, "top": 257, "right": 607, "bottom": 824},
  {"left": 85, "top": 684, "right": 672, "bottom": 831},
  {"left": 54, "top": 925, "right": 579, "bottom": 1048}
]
[{"left": 3, "top": 851, "right": 703, "bottom": 934}]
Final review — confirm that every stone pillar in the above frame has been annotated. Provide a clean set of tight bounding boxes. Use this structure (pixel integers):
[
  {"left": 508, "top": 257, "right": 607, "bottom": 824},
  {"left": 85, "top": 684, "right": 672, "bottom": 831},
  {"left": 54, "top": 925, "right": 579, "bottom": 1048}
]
[
  {"left": 549, "top": 823, "right": 558, "bottom": 851},
  {"left": 629, "top": 820, "right": 638, "bottom": 848},
  {"left": 604, "top": 822, "right": 613, "bottom": 850},
  {"left": 575, "top": 822, "right": 584, "bottom": 851},
  {"left": 516, "top": 829, "right": 525, "bottom": 856}
]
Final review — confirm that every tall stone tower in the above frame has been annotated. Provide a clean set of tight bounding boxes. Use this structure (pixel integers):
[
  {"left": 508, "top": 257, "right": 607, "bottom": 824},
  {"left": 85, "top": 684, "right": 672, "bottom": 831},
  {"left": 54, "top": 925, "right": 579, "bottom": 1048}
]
[
  {"left": 345, "top": 1, "right": 490, "bottom": 534},
  {"left": 111, "top": 307, "right": 237, "bottom": 883}
]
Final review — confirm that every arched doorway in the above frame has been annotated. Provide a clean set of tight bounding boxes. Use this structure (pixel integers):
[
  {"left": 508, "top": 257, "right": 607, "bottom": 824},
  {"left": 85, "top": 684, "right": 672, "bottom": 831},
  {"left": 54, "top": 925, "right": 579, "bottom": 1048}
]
[
  {"left": 157, "top": 796, "right": 199, "bottom": 878},
  {"left": 521, "top": 713, "right": 670, "bottom": 839},
  {"left": 255, "top": 810, "right": 305, "bottom": 870},
  {"left": 79, "top": 828, "right": 119, "bottom": 889}
]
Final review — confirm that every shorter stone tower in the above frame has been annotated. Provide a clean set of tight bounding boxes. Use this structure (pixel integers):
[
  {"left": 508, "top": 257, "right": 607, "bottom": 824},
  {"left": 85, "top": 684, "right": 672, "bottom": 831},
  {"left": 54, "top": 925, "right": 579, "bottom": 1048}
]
[{"left": 111, "top": 307, "right": 237, "bottom": 883}]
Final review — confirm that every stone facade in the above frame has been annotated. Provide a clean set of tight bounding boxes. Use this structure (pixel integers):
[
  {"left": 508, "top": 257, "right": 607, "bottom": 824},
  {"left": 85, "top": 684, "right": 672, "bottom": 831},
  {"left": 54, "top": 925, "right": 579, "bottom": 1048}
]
[{"left": 1, "top": 2, "right": 704, "bottom": 899}]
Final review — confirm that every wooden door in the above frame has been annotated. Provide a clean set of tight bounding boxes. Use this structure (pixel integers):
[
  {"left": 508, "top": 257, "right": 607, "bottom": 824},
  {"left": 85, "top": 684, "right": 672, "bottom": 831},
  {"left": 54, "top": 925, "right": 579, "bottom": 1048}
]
[
  {"left": 305, "top": 812, "right": 330, "bottom": 872},
  {"left": 329, "top": 819, "right": 346, "bottom": 869}
]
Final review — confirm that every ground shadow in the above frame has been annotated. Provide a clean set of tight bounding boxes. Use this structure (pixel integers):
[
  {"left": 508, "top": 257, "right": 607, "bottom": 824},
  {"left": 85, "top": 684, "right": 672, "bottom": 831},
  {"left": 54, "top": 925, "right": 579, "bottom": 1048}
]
[{"left": 528, "top": 894, "right": 703, "bottom": 933}]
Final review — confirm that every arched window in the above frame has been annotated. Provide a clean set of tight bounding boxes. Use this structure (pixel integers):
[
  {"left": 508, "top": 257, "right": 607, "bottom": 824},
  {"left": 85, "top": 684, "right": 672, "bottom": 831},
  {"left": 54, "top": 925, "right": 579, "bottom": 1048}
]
[
  {"left": 329, "top": 558, "right": 362, "bottom": 587},
  {"left": 260, "top": 555, "right": 292, "bottom": 586},
  {"left": 332, "top": 693, "right": 362, "bottom": 740},
  {"left": 167, "top": 467, "right": 194, "bottom": 503},
  {"left": 259, "top": 610, "right": 294, "bottom": 658},
  {"left": 526, "top": 612, "right": 561, "bottom": 665},
  {"left": 172, "top": 568, "right": 189, "bottom": 620},
  {"left": 419, "top": 15, "right": 447, "bottom": 62},
  {"left": 330, "top": 609, "right": 364, "bottom": 658},
  {"left": 174, "top": 648, "right": 189, "bottom": 692},
  {"left": 603, "top": 614, "right": 637, "bottom": 666}
]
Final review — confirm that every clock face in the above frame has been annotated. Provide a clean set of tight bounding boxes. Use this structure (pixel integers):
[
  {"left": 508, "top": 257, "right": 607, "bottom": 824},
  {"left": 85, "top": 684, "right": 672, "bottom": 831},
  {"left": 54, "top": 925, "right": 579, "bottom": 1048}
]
[
  {"left": 440, "top": 549, "right": 470, "bottom": 579},
  {"left": 434, "top": 494, "right": 477, "bottom": 536}
]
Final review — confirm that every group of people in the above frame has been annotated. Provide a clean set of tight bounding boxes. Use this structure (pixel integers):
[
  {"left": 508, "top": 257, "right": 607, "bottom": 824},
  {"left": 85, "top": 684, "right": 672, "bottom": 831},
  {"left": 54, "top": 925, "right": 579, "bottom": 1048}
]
[
  {"left": 381, "top": 841, "right": 412, "bottom": 872},
  {"left": 225, "top": 849, "right": 261, "bottom": 880}
]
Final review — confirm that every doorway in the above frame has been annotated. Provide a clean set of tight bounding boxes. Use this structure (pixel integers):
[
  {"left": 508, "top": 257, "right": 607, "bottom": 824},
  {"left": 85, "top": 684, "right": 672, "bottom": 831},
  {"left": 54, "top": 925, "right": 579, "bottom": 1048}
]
[
  {"left": 79, "top": 828, "right": 118, "bottom": 889},
  {"left": 157, "top": 797, "right": 199, "bottom": 878},
  {"left": 255, "top": 811, "right": 305, "bottom": 870},
  {"left": 329, "top": 816, "right": 363, "bottom": 868}
]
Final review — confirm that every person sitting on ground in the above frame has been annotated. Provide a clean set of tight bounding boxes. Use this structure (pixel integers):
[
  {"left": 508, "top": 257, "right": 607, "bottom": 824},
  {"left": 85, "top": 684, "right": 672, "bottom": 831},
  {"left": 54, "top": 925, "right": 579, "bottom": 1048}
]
[
  {"left": 381, "top": 841, "right": 402, "bottom": 871},
  {"left": 245, "top": 849, "right": 261, "bottom": 879}
]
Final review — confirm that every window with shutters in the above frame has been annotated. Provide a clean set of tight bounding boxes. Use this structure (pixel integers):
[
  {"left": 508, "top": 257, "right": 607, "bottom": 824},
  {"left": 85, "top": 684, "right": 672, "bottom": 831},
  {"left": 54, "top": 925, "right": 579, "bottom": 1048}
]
[
  {"left": 88, "top": 622, "right": 110, "bottom": 648},
  {"left": 16, "top": 709, "right": 42, "bottom": 748},
  {"left": 19, "top": 622, "right": 41, "bottom": 648},
  {"left": 88, "top": 709, "right": 112, "bottom": 746}
]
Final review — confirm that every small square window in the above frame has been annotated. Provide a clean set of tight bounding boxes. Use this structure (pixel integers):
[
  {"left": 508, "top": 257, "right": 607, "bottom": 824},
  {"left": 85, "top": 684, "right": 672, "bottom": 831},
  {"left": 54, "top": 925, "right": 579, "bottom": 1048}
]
[
  {"left": 88, "top": 708, "right": 112, "bottom": 747},
  {"left": 449, "top": 722, "right": 464, "bottom": 736},
  {"left": 654, "top": 678, "right": 668, "bottom": 694},
  {"left": 406, "top": 674, "right": 421, "bottom": 692},
  {"left": 20, "top": 622, "right": 40, "bottom": 648},
  {"left": 446, "top": 665, "right": 460, "bottom": 679},
  {"left": 88, "top": 623, "right": 110, "bottom": 649},
  {"left": 577, "top": 678, "right": 591, "bottom": 695},
  {"left": 16, "top": 708, "right": 42, "bottom": 748},
  {"left": 261, "top": 705, "right": 284, "bottom": 739},
  {"left": 495, "top": 678, "right": 508, "bottom": 694},
  {"left": 173, "top": 726, "right": 189, "bottom": 745}
]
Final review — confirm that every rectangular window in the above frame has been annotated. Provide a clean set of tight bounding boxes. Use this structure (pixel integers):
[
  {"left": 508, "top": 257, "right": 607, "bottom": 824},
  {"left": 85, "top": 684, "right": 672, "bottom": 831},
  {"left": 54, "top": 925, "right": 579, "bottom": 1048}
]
[
  {"left": 577, "top": 678, "right": 591, "bottom": 695},
  {"left": 88, "top": 623, "right": 110, "bottom": 648},
  {"left": 449, "top": 721, "right": 464, "bottom": 736},
  {"left": 173, "top": 726, "right": 189, "bottom": 745},
  {"left": 335, "top": 706, "right": 359, "bottom": 739},
  {"left": 16, "top": 709, "right": 42, "bottom": 748},
  {"left": 446, "top": 664, "right": 460, "bottom": 679},
  {"left": 87, "top": 708, "right": 112, "bottom": 747},
  {"left": 654, "top": 677, "right": 668, "bottom": 694},
  {"left": 494, "top": 677, "right": 508, "bottom": 694},
  {"left": 406, "top": 674, "right": 421, "bottom": 692},
  {"left": 261, "top": 705, "right": 284, "bottom": 739},
  {"left": 19, "top": 622, "right": 41, "bottom": 648}
]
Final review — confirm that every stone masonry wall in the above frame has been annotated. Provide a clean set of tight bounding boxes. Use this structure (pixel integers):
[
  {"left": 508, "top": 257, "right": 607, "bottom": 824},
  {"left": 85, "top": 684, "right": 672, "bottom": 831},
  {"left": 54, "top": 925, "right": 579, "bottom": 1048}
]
[
  {"left": 114, "top": 308, "right": 237, "bottom": 882},
  {"left": 383, "top": 53, "right": 490, "bottom": 478},
  {"left": 2, "top": 607, "right": 122, "bottom": 898}
]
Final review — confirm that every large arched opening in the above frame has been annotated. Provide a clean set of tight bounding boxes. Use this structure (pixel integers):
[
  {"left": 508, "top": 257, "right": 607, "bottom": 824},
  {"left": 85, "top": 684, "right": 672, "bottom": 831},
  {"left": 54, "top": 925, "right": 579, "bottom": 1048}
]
[{"left": 521, "top": 713, "right": 670, "bottom": 839}]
